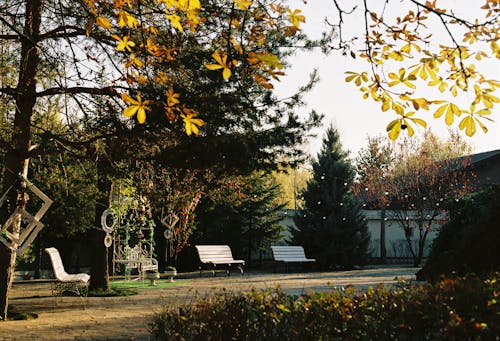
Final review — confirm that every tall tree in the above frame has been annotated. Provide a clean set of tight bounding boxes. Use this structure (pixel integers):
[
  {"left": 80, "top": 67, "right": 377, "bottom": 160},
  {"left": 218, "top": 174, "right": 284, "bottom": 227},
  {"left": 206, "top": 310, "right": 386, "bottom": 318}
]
[
  {"left": 272, "top": 167, "right": 311, "bottom": 210},
  {"left": 130, "top": 162, "right": 204, "bottom": 270},
  {"left": 354, "top": 136, "right": 394, "bottom": 263},
  {"left": 292, "top": 126, "right": 370, "bottom": 269},
  {"left": 29, "top": 152, "right": 97, "bottom": 278},
  {"left": 0, "top": 0, "right": 318, "bottom": 318},
  {"left": 385, "top": 132, "right": 476, "bottom": 266}
]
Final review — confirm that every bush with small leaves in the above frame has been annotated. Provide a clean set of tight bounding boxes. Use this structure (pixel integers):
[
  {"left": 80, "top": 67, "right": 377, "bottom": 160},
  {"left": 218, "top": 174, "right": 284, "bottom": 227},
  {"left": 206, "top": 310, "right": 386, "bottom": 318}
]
[{"left": 151, "top": 273, "right": 499, "bottom": 340}]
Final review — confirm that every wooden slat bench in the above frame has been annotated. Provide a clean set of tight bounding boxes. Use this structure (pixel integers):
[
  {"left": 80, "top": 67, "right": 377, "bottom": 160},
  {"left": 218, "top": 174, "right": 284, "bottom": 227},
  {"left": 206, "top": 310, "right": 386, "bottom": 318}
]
[
  {"left": 271, "top": 245, "right": 315, "bottom": 271},
  {"left": 195, "top": 245, "right": 245, "bottom": 276}
]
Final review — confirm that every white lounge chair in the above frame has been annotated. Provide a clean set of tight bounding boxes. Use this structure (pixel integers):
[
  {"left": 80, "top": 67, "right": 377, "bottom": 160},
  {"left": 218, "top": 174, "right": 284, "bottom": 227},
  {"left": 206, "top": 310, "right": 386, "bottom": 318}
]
[{"left": 45, "top": 247, "right": 90, "bottom": 297}]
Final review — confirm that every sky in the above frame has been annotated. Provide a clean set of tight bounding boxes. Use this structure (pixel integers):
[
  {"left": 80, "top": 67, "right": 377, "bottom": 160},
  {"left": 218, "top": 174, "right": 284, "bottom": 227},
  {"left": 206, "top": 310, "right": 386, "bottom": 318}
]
[{"left": 274, "top": 0, "right": 500, "bottom": 158}]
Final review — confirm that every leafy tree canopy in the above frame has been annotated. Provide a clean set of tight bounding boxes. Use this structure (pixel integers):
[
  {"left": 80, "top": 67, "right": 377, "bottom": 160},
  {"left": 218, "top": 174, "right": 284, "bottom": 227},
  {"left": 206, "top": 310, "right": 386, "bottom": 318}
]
[{"left": 334, "top": 0, "right": 499, "bottom": 139}]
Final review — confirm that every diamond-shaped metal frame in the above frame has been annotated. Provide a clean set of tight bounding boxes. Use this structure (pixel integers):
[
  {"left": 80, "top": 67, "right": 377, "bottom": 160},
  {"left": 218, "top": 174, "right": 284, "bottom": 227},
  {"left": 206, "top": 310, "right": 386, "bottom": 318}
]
[{"left": 0, "top": 176, "right": 52, "bottom": 256}]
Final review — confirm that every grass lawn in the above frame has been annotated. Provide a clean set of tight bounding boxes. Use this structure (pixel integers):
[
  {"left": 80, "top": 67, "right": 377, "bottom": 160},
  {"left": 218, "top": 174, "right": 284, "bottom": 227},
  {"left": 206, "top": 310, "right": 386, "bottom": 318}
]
[{"left": 110, "top": 279, "right": 190, "bottom": 290}]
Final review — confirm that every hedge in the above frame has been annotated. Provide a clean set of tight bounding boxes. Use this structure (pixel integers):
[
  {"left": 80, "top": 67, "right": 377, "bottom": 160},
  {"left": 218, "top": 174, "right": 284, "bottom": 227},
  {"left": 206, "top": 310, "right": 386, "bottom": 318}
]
[{"left": 151, "top": 273, "right": 499, "bottom": 340}]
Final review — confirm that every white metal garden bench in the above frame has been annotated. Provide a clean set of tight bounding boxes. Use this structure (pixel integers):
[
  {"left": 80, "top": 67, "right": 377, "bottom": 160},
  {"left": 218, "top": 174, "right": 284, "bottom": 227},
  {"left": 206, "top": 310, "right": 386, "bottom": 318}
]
[
  {"left": 271, "top": 245, "right": 315, "bottom": 271},
  {"left": 113, "top": 244, "right": 158, "bottom": 279},
  {"left": 45, "top": 247, "right": 90, "bottom": 298},
  {"left": 195, "top": 245, "right": 244, "bottom": 276}
]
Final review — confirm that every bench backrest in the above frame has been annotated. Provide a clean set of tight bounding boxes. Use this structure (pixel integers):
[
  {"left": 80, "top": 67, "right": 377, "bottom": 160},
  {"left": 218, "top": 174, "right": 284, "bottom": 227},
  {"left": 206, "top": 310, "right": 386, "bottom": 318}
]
[
  {"left": 271, "top": 246, "right": 310, "bottom": 261},
  {"left": 45, "top": 247, "right": 69, "bottom": 281},
  {"left": 195, "top": 245, "right": 236, "bottom": 263}
]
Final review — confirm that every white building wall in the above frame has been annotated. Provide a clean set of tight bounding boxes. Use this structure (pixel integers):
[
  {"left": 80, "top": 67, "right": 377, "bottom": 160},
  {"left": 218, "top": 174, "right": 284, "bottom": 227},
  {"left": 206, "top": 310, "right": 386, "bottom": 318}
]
[
  {"left": 362, "top": 210, "right": 441, "bottom": 260},
  {"left": 276, "top": 209, "right": 444, "bottom": 262}
]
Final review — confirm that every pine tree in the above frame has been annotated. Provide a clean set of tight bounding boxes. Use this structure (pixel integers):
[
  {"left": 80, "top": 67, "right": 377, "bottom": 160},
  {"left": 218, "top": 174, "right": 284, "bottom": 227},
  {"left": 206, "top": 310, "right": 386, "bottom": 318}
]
[{"left": 292, "top": 126, "right": 370, "bottom": 269}]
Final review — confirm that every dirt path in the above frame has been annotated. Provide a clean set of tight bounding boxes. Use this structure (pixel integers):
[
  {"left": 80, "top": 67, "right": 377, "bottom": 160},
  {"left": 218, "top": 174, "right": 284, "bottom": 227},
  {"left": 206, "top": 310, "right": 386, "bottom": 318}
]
[{"left": 0, "top": 266, "right": 419, "bottom": 340}]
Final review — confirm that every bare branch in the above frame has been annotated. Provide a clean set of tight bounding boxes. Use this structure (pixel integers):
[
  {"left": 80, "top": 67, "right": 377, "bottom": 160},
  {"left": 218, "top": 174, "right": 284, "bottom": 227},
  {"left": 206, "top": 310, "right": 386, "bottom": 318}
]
[
  {"left": 36, "top": 86, "right": 120, "bottom": 98},
  {"left": 0, "top": 87, "right": 16, "bottom": 96},
  {"left": 0, "top": 15, "right": 26, "bottom": 40},
  {"left": 0, "top": 34, "right": 18, "bottom": 40}
]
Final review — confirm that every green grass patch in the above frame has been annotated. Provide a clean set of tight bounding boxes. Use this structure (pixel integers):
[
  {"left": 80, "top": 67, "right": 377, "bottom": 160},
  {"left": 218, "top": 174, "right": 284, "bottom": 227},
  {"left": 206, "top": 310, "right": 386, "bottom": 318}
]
[{"left": 110, "top": 279, "right": 189, "bottom": 290}]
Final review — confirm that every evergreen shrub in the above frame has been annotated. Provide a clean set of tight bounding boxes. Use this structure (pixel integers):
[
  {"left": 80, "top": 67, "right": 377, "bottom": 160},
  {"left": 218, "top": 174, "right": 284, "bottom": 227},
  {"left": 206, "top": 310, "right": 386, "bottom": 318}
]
[
  {"left": 151, "top": 273, "right": 499, "bottom": 340},
  {"left": 417, "top": 185, "right": 500, "bottom": 281}
]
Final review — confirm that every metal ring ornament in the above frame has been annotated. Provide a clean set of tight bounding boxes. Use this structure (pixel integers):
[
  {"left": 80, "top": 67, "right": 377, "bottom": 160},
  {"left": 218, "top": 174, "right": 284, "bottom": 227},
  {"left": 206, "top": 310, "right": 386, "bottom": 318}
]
[
  {"left": 101, "top": 209, "right": 116, "bottom": 234},
  {"left": 104, "top": 233, "right": 113, "bottom": 248}
]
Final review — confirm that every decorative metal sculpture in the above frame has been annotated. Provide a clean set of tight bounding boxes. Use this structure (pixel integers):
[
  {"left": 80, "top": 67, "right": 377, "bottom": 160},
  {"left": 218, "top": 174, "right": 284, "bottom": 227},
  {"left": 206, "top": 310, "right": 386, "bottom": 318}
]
[
  {"left": 0, "top": 176, "right": 53, "bottom": 256},
  {"left": 104, "top": 234, "right": 113, "bottom": 248},
  {"left": 105, "top": 194, "right": 157, "bottom": 276},
  {"left": 101, "top": 208, "right": 117, "bottom": 234},
  {"left": 162, "top": 213, "right": 178, "bottom": 240}
]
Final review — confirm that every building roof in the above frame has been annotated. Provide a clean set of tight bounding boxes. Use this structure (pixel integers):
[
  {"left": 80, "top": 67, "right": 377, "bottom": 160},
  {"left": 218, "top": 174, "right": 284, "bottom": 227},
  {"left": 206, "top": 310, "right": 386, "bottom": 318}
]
[
  {"left": 452, "top": 148, "right": 500, "bottom": 167},
  {"left": 468, "top": 149, "right": 500, "bottom": 164}
]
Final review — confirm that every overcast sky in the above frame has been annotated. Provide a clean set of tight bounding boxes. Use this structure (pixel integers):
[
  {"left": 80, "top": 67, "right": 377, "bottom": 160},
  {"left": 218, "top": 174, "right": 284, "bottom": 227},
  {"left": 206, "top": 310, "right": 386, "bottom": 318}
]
[{"left": 274, "top": 0, "right": 500, "bottom": 159}]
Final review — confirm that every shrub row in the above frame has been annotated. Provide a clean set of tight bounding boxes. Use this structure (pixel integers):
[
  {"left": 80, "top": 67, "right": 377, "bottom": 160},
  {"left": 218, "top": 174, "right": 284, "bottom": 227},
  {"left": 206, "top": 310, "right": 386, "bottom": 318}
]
[{"left": 151, "top": 273, "right": 499, "bottom": 340}]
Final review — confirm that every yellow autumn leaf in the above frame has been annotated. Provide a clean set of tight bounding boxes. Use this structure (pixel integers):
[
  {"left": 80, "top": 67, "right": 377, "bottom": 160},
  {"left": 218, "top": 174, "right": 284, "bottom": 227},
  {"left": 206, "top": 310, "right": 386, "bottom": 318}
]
[
  {"left": 474, "top": 86, "right": 500, "bottom": 109},
  {"left": 386, "top": 119, "right": 402, "bottom": 140},
  {"left": 459, "top": 104, "right": 493, "bottom": 135},
  {"left": 233, "top": 0, "right": 252, "bottom": 10},
  {"left": 121, "top": 93, "right": 151, "bottom": 124},
  {"left": 345, "top": 71, "right": 359, "bottom": 82},
  {"left": 433, "top": 102, "right": 461, "bottom": 125},
  {"left": 392, "top": 102, "right": 405, "bottom": 116},
  {"left": 409, "top": 117, "right": 427, "bottom": 128},
  {"left": 96, "top": 16, "right": 112, "bottom": 30},
  {"left": 475, "top": 117, "right": 489, "bottom": 134},
  {"left": 117, "top": 10, "right": 138, "bottom": 28},
  {"left": 257, "top": 53, "right": 283, "bottom": 69},
  {"left": 166, "top": 88, "right": 180, "bottom": 107},
  {"left": 428, "top": 74, "right": 447, "bottom": 92},
  {"left": 405, "top": 120, "right": 415, "bottom": 137},
  {"left": 166, "top": 12, "right": 183, "bottom": 32},
  {"left": 254, "top": 74, "right": 273, "bottom": 89},
  {"left": 180, "top": 109, "right": 204, "bottom": 136},
  {"left": 387, "top": 71, "right": 401, "bottom": 87},
  {"left": 127, "top": 53, "right": 143, "bottom": 68},
  {"left": 112, "top": 35, "right": 135, "bottom": 52},
  {"left": 459, "top": 115, "right": 476, "bottom": 136},
  {"left": 411, "top": 98, "right": 430, "bottom": 110},
  {"left": 381, "top": 100, "right": 390, "bottom": 112},
  {"left": 287, "top": 9, "right": 305, "bottom": 28},
  {"left": 388, "top": 50, "right": 405, "bottom": 61},
  {"left": 401, "top": 43, "right": 411, "bottom": 53},
  {"left": 205, "top": 51, "right": 233, "bottom": 80}
]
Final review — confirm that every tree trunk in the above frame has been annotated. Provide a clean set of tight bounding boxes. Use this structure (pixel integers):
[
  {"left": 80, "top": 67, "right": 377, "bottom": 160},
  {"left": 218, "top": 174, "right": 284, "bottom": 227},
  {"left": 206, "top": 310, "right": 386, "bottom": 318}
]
[
  {"left": 33, "top": 236, "right": 42, "bottom": 279},
  {"left": 89, "top": 159, "right": 112, "bottom": 291},
  {"left": 380, "top": 208, "right": 386, "bottom": 263},
  {"left": 0, "top": 0, "right": 43, "bottom": 320},
  {"left": 154, "top": 217, "right": 166, "bottom": 271},
  {"left": 404, "top": 226, "right": 417, "bottom": 265},
  {"left": 415, "top": 228, "right": 429, "bottom": 267}
]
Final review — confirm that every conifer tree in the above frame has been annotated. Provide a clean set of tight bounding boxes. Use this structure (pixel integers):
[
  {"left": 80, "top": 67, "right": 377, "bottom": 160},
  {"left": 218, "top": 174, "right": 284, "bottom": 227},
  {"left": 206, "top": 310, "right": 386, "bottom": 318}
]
[{"left": 292, "top": 126, "right": 369, "bottom": 269}]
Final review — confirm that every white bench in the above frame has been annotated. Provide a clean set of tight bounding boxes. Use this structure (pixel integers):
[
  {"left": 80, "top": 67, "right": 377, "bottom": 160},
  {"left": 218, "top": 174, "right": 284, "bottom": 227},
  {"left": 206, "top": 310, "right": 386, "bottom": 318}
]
[
  {"left": 45, "top": 247, "right": 90, "bottom": 297},
  {"left": 114, "top": 244, "right": 158, "bottom": 279},
  {"left": 195, "top": 245, "right": 244, "bottom": 276},
  {"left": 271, "top": 245, "right": 315, "bottom": 271}
]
